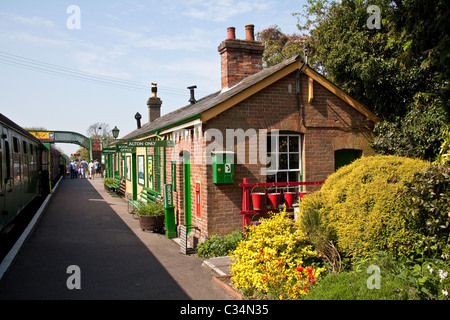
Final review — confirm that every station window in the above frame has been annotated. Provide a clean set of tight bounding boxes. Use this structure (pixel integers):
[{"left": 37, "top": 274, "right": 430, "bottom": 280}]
[{"left": 266, "top": 133, "right": 302, "bottom": 183}]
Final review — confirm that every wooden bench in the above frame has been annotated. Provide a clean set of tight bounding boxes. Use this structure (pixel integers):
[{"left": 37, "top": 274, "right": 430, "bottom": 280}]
[
  {"left": 106, "top": 176, "right": 122, "bottom": 189},
  {"left": 128, "top": 187, "right": 163, "bottom": 213},
  {"left": 117, "top": 179, "right": 126, "bottom": 197},
  {"left": 106, "top": 176, "right": 125, "bottom": 197}
]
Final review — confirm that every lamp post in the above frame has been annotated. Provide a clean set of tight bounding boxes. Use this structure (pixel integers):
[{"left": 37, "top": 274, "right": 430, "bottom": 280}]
[{"left": 112, "top": 126, "right": 120, "bottom": 139}]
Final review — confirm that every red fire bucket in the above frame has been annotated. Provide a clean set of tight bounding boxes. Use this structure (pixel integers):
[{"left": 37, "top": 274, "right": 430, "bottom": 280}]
[
  {"left": 251, "top": 186, "right": 266, "bottom": 210},
  {"left": 267, "top": 186, "right": 281, "bottom": 209},
  {"left": 283, "top": 186, "right": 297, "bottom": 208},
  {"left": 299, "top": 191, "right": 308, "bottom": 200}
]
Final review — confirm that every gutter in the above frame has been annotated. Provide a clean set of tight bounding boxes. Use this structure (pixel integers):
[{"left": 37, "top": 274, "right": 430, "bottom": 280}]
[{"left": 129, "top": 113, "right": 202, "bottom": 141}]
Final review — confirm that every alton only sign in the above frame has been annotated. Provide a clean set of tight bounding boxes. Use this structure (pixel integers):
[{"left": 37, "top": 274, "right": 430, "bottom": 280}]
[{"left": 126, "top": 140, "right": 174, "bottom": 148}]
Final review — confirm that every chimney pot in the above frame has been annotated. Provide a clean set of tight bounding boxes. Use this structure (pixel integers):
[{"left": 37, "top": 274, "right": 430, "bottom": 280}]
[
  {"left": 227, "top": 27, "right": 236, "bottom": 39},
  {"left": 218, "top": 24, "right": 264, "bottom": 90},
  {"left": 135, "top": 112, "right": 142, "bottom": 129},
  {"left": 188, "top": 85, "right": 197, "bottom": 104},
  {"left": 151, "top": 82, "right": 158, "bottom": 98},
  {"left": 147, "top": 82, "right": 162, "bottom": 122},
  {"left": 245, "top": 24, "right": 255, "bottom": 41}
]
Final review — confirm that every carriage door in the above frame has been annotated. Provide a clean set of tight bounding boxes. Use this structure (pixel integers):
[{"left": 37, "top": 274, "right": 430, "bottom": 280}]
[{"left": 1, "top": 127, "right": 12, "bottom": 229}]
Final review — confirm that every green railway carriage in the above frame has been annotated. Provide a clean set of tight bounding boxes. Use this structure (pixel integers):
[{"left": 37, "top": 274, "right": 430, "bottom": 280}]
[{"left": 0, "top": 113, "right": 63, "bottom": 233}]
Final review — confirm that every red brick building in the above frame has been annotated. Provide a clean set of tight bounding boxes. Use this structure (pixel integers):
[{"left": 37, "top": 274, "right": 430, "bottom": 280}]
[{"left": 113, "top": 25, "right": 379, "bottom": 239}]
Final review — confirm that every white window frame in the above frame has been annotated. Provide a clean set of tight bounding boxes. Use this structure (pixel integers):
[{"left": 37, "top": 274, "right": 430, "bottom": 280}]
[{"left": 266, "top": 133, "right": 302, "bottom": 184}]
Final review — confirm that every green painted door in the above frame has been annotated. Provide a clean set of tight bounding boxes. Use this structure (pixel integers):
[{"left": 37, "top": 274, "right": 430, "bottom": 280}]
[
  {"left": 335, "top": 149, "right": 362, "bottom": 171},
  {"left": 183, "top": 151, "right": 191, "bottom": 227}
]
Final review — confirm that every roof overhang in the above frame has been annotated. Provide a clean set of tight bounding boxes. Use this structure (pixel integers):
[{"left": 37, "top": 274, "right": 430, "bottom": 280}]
[{"left": 201, "top": 60, "right": 380, "bottom": 124}]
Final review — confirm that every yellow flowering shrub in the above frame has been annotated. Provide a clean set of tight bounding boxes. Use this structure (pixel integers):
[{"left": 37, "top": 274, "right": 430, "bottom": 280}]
[
  {"left": 230, "top": 211, "right": 325, "bottom": 299},
  {"left": 298, "top": 155, "right": 430, "bottom": 262}
]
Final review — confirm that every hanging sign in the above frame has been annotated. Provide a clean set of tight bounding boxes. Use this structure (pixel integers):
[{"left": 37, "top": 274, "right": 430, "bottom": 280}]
[
  {"left": 102, "top": 148, "right": 116, "bottom": 154},
  {"left": 126, "top": 140, "right": 174, "bottom": 148},
  {"left": 115, "top": 144, "right": 135, "bottom": 153}
]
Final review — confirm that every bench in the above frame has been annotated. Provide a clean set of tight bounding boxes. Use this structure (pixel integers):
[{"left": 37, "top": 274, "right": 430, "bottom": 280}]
[
  {"left": 106, "top": 176, "right": 122, "bottom": 189},
  {"left": 117, "top": 179, "right": 126, "bottom": 197},
  {"left": 106, "top": 176, "right": 125, "bottom": 197},
  {"left": 128, "top": 187, "right": 163, "bottom": 213}
]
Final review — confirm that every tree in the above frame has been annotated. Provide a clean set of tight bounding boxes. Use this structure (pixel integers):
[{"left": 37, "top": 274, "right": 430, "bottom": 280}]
[
  {"left": 87, "top": 122, "right": 112, "bottom": 139},
  {"left": 256, "top": 25, "right": 308, "bottom": 68},
  {"left": 293, "top": 0, "right": 449, "bottom": 161}
]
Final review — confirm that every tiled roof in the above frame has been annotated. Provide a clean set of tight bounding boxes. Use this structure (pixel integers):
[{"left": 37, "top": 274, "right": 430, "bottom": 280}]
[{"left": 121, "top": 55, "right": 303, "bottom": 140}]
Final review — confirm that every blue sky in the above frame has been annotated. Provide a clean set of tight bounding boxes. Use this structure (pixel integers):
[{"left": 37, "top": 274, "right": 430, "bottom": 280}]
[{"left": 0, "top": 0, "right": 306, "bottom": 156}]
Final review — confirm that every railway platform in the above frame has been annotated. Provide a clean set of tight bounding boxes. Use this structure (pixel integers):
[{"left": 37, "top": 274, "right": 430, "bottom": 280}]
[{"left": 0, "top": 176, "right": 232, "bottom": 300}]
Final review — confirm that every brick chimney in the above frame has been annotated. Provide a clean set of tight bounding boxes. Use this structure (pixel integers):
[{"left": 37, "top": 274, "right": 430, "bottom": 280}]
[
  {"left": 147, "top": 82, "right": 162, "bottom": 123},
  {"left": 218, "top": 24, "right": 264, "bottom": 90}
]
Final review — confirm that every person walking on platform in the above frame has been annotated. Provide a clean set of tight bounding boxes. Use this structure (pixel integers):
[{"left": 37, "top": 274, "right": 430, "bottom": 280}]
[
  {"left": 94, "top": 159, "right": 100, "bottom": 178},
  {"left": 69, "top": 160, "right": 76, "bottom": 179},
  {"left": 89, "top": 160, "right": 95, "bottom": 179},
  {"left": 80, "top": 159, "right": 88, "bottom": 179},
  {"left": 74, "top": 161, "right": 79, "bottom": 179}
]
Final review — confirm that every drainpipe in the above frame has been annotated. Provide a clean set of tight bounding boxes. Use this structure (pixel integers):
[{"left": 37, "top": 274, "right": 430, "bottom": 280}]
[
  {"left": 155, "top": 130, "right": 166, "bottom": 190},
  {"left": 296, "top": 56, "right": 307, "bottom": 192},
  {"left": 296, "top": 61, "right": 307, "bottom": 125}
]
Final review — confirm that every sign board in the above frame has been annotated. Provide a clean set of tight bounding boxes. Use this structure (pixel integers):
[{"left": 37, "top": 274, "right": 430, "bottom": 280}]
[
  {"left": 102, "top": 148, "right": 116, "bottom": 154},
  {"left": 30, "top": 131, "right": 54, "bottom": 141},
  {"left": 164, "top": 184, "right": 173, "bottom": 207},
  {"left": 126, "top": 140, "right": 174, "bottom": 148},
  {"left": 115, "top": 144, "right": 135, "bottom": 153}
]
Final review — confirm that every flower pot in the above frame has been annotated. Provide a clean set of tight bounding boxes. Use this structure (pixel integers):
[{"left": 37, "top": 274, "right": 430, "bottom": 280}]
[{"left": 138, "top": 214, "right": 165, "bottom": 233}]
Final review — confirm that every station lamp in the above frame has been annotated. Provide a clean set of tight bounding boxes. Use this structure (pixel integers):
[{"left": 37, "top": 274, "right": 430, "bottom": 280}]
[{"left": 112, "top": 126, "right": 120, "bottom": 139}]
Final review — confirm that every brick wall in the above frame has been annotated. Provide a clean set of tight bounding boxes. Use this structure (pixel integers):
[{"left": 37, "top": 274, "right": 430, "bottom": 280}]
[{"left": 123, "top": 71, "right": 375, "bottom": 239}]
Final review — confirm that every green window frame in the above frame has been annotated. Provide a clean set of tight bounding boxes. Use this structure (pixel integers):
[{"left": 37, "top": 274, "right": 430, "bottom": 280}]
[
  {"left": 155, "top": 147, "right": 161, "bottom": 194},
  {"left": 147, "top": 154, "right": 153, "bottom": 190},
  {"left": 126, "top": 155, "right": 131, "bottom": 181},
  {"left": 266, "top": 133, "right": 302, "bottom": 184},
  {"left": 137, "top": 155, "right": 145, "bottom": 186}
]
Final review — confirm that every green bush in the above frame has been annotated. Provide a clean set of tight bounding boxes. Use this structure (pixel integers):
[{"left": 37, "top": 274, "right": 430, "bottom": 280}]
[
  {"left": 297, "top": 155, "right": 430, "bottom": 263},
  {"left": 400, "top": 164, "right": 450, "bottom": 259},
  {"left": 135, "top": 202, "right": 164, "bottom": 216},
  {"left": 196, "top": 232, "right": 245, "bottom": 258},
  {"left": 303, "top": 253, "right": 420, "bottom": 300}
]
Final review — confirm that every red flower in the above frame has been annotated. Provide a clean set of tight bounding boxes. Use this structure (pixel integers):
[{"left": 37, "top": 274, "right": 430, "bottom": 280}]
[
  {"left": 306, "top": 266, "right": 314, "bottom": 274},
  {"left": 296, "top": 266, "right": 304, "bottom": 273}
]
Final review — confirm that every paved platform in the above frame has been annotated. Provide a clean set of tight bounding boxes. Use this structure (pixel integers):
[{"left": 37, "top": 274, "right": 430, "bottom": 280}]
[
  {"left": 202, "top": 256, "right": 232, "bottom": 276},
  {"left": 0, "top": 175, "right": 232, "bottom": 300}
]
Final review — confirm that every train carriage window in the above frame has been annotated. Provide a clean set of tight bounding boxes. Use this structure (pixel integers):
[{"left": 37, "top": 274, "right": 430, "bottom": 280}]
[
  {"left": 5, "top": 141, "right": 11, "bottom": 180},
  {"left": 23, "top": 141, "right": 27, "bottom": 154},
  {"left": 13, "top": 137, "right": 19, "bottom": 153}
]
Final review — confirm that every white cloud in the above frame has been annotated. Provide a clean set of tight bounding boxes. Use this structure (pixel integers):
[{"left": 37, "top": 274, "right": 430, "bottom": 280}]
[
  {"left": 107, "top": 26, "right": 216, "bottom": 52},
  {"left": 1, "top": 31, "right": 68, "bottom": 47},
  {"left": 0, "top": 11, "right": 54, "bottom": 27},
  {"left": 180, "top": 0, "right": 271, "bottom": 22}
]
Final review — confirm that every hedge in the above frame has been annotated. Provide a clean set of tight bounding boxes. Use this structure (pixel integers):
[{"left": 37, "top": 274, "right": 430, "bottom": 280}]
[{"left": 297, "top": 155, "right": 430, "bottom": 262}]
